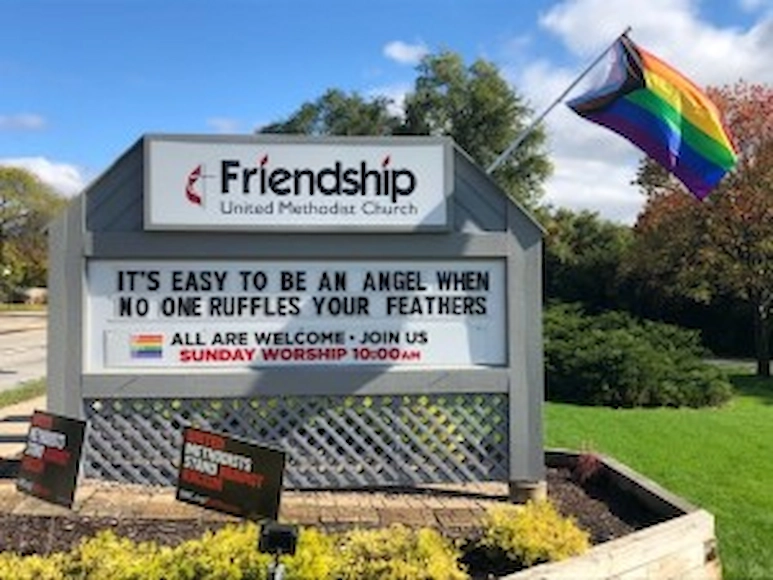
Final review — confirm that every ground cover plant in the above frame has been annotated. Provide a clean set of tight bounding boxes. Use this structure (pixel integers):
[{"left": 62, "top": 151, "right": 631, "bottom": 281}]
[
  {"left": 0, "top": 501, "right": 589, "bottom": 579},
  {"left": 545, "top": 368, "right": 773, "bottom": 580}
]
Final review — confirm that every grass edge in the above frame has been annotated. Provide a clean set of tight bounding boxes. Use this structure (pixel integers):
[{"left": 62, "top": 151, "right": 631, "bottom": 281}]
[{"left": 0, "top": 378, "right": 46, "bottom": 409}]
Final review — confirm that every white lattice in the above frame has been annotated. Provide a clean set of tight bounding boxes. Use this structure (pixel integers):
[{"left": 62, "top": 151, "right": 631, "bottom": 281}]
[{"left": 83, "top": 394, "right": 509, "bottom": 488}]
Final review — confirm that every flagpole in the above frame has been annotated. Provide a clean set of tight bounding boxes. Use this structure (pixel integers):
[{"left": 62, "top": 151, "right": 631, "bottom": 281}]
[{"left": 486, "top": 26, "right": 632, "bottom": 175}]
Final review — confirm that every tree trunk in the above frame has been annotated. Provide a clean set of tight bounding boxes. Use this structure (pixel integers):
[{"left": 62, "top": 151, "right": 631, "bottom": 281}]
[{"left": 753, "top": 301, "right": 771, "bottom": 377}]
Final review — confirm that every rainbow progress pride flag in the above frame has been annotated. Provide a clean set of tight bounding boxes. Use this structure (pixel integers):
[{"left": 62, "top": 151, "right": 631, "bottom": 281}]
[
  {"left": 567, "top": 36, "right": 737, "bottom": 200},
  {"left": 130, "top": 334, "right": 164, "bottom": 359}
]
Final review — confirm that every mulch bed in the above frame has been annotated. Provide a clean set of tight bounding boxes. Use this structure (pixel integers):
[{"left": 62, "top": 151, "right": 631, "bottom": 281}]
[
  {"left": 548, "top": 466, "right": 662, "bottom": 543},
  {"left": 0, "top": 462, "right": 663, "bottom": 577}
]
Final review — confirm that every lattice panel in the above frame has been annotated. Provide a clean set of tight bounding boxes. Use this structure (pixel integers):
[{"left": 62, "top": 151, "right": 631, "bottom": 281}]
[{"left": 83, "top": 394, "right": 509, "bottom": 488}]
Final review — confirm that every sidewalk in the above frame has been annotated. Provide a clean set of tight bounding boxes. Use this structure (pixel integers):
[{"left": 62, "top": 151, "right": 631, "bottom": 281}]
[{"left": 0, "top": 478, "right": 508, "bottom": 534}]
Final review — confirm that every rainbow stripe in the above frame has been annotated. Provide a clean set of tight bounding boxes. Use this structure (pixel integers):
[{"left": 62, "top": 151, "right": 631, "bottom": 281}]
[
  {"left": 130, "top": 333, "right": 163, "bottom": 359},
  {"left": 568, "top": 37, "right": 737, "bottom": 200}
]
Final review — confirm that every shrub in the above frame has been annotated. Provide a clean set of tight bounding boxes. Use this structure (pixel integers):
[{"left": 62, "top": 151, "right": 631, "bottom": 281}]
[
  {"left": 545, "top": 303, "right": 733, "bottom": 407},
  {"left": 165, "top": 523, "right": 272, "bottom": 580},
  {"left": 3, "top": 522, "right": 469, "bottom": 579},
  {"left": 480, "top": 500, "right": 590, "bottom": 567},
  {"left": 338, "top": 524, "right": 468, "bottom": 580},
  {"left": 573, "top": 452, "right": 603, "bottom": 484},
  {"left": 0, "top": 553, "right": 66, "bottom": 580},
  {"left": 284, "top": 527, "right": 339, "bottom": 580},
  {"left": 61, "top": 531, "right": 167, "bottom": 580},
  {"left": 0, "top": 513, "right": 595, "bottom": 578}
]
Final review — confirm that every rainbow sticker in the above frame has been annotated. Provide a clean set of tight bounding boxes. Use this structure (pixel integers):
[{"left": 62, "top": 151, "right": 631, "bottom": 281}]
[{"left": 130, "top": 334, "right": 164, "bottom": 359}]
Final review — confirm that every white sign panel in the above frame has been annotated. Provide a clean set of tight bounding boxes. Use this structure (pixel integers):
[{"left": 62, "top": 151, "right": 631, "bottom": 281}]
[
  {"left": 85, "top": 260, "right": 505, "bottom": 371},
  {"left": 145, "top": 139, "right": 448, "bottom": 230}
]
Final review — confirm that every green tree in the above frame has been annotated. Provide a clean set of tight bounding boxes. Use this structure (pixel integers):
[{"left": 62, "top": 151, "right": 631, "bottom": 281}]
[
  {"left": 258, "top": 50, "right": 552, "bottom": 208},
  {"left": 627, "top": 81, "right": 773, "bottom": 376},
  {"left": 544, "top": 208, "right": 633, "bottom": 311},
  {"left": 0, "top": 166, "right": 67, "bottom": 300},
  {"left": 260, "top": 88, "right": 402, "bottom": 136},
  {"left": 401, "top": 51, "right": 551, "bottom": 208}
]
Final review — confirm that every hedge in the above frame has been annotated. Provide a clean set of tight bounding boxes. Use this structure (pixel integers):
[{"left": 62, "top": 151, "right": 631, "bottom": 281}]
[{"left": 545, "top": 303, "right": 733, "bottom": 408}]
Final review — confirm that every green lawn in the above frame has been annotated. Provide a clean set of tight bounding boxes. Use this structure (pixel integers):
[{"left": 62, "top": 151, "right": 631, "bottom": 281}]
[{"left": 545, "top": 370, "right": 773, "bottom": 580}]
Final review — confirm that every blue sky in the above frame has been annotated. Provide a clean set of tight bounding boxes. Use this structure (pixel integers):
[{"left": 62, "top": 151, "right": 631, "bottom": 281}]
[{"left": 3, "top": 0, "right": 772, "bottom": 223}]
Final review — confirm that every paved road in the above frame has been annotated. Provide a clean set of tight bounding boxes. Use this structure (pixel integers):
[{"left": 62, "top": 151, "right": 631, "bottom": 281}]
[{"left": 0, "top": 315, "right": 47, "bottom": 393}]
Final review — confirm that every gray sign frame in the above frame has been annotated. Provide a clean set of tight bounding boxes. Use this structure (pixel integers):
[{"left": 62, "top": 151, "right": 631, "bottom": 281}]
[{"left": 48, "top": 134, "right": 545, "bottom": 500}]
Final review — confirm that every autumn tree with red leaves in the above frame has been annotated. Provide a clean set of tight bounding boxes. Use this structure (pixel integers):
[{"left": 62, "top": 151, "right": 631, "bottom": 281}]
[{"left": 628, "top": 81, "right": 773, "bottom": 376}]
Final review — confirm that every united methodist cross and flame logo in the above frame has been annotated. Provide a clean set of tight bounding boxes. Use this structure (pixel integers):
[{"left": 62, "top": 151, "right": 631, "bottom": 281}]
[
  {"left": 185, "top": 165, "right": 204, "bottom": 206},
  {"left": 184, "top": 156, "right": 269, "bottom": 207}
]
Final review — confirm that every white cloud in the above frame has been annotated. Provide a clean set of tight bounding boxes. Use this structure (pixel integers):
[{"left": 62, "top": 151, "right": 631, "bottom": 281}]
[
  {"left": 544, "top": 153, "right": 646, "bottom": 224},
  {"left": 0, "top": 114, "right": 46, "bottom": 131},
  {"left": 540, "top": 0, "right": 773, "bottom": 86},
  {"left": 383, "top": 40, "right": 429, "bottom": 65},
  {"left": 501, "top": 0, "right": 773, "bottom": 223},
  {"left": 0, "top": 157, "right": 87, "bottom": 196}
]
